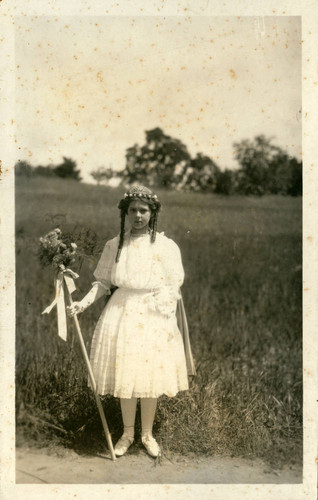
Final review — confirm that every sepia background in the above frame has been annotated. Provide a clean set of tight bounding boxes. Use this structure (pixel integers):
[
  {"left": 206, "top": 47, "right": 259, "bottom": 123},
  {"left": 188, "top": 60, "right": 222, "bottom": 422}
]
[{"left": 13, "top": 14, "right": 303, "bottom": 484}]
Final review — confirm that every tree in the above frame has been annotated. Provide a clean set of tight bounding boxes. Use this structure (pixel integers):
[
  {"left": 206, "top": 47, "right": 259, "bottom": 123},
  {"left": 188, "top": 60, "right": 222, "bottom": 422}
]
[
  {"left": 288, "top": 157, "right": 302, "bottom": 196},
  {"left": 54, "top": 157, "right": 81, "bottom": 181},
  {"left": 122, "top": 128, "right": 192, "bottom": 188},
  {"left": 122, "top": 143, "right": 149, "bottom": 185},
  {"left": 178, "top": 153, "right": 220, "bottom": 192},
  {"left": 215, "top": 169, "right": 237, "bottom": 195},
  {"left": 267, "top": 153, "right": 302, "bottom": 196},
  {"left": 15, "top": 160, "right": 34, "bottom": 178},
  {"left": 90, "top": 166, "right": 116, "bottom": 185},
  {"left": 233, "top": 136, "right": 275, "bottom": 195},
  {"left": 233, "top": 135, "right": 302, "bottom": 196},
  {"left": 34, "top": 164, "right": 56, "bottom": 177}
]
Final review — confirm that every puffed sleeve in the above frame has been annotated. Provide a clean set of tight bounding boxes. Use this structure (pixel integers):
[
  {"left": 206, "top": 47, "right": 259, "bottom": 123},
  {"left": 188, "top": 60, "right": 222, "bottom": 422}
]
[
  {"left": 92, "top": 238, "right": 117, "bottom": 292},
  {"left": 146, "top": 236, "right": 185, "bottom": 318},
  {"left": 163, "top": 237, "right": 185, "bottom": 290}
]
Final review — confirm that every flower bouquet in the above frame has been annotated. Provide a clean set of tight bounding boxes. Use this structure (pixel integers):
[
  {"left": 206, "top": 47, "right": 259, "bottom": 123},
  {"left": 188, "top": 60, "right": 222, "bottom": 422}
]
[
  {"left": 39, "top": 228, "right": 79, "bottom": 342},
  {"left": 39, "top": 228, "right": 77, "bottom": 272}
]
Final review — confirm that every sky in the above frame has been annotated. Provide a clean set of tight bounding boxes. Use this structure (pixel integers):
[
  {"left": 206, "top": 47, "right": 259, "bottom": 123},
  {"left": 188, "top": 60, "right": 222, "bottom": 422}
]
[{"left": 15, "top": 15, "right": 302, "bottom": 183}]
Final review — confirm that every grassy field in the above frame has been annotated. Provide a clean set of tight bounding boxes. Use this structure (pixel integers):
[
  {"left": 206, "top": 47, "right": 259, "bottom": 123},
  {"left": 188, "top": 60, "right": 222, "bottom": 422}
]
[{"left": 15, "top": 176, "right": 302, "bottom": 468}]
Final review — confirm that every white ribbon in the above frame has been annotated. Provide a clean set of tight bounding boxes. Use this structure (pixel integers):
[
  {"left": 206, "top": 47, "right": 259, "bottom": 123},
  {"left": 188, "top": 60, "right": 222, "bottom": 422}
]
[{"left": 42, "top": 268, "right": 79, "bottom": 341}]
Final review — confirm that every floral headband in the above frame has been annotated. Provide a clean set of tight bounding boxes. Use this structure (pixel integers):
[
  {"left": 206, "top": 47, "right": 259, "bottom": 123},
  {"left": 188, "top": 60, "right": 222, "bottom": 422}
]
[
  {"left": 124, "top": 192, "right": 158, "bottom": 200},
  {"left": 123, "top": 185, "right": 158, "bottom": 201}
]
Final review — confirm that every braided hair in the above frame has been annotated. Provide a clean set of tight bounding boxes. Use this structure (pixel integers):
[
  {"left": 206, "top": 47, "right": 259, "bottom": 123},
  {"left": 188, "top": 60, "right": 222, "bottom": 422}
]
[{"left": 115, "top": 186, "right": 161, "bottom": 263}]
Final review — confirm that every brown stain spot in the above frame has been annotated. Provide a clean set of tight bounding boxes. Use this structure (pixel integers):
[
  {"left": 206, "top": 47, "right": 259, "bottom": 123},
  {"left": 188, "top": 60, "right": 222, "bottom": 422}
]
[
  {"left": 307, "top": 236, "right": 313, "bottom": 243},
  {"left": 230, "top": 69, "right": 237, "bottom": 80}
]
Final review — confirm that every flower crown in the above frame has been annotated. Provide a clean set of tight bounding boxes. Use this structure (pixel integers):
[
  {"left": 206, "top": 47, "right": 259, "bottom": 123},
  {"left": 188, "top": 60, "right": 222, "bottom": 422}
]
[
  {"left": 124, "top": 192, "right": 158, "bottom": 200},
  {"left": 123, "top": 185, "right": 158, "bottom": 201}
]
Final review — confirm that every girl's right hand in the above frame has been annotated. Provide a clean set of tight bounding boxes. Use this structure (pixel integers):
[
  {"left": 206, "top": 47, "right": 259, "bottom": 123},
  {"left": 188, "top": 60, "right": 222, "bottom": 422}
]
[{"left": 66, "top": 302, "right": 84, "bottom": 317}]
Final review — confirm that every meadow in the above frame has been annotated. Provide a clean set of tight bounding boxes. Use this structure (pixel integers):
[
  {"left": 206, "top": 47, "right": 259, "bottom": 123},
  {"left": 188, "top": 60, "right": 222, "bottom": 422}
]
[{"left": 15, "top": 176, "right": 302, "bottom": 469}]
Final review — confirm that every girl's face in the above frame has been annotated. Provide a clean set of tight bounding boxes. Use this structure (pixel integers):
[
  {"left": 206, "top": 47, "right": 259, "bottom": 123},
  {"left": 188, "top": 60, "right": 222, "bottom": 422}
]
[{"left": 127, "top": 200, "right": 152, "bottom": 233}]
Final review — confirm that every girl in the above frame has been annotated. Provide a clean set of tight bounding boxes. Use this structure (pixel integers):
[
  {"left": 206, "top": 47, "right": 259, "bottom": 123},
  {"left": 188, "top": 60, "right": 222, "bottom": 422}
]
[{"left": 67, "top": 185, "right": 195, "bottom": 458}]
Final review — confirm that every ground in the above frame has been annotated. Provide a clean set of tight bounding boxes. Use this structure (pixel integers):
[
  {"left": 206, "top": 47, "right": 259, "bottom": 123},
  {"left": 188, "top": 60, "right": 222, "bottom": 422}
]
[{"left": 16, "top": 445, "right": 302, "bottom": 484}]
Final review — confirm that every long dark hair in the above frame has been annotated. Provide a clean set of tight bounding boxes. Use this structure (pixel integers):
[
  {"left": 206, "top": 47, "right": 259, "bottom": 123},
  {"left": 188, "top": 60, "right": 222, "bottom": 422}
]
[{"left": 115, "top": 192, "right": 161, "bottom": 263}]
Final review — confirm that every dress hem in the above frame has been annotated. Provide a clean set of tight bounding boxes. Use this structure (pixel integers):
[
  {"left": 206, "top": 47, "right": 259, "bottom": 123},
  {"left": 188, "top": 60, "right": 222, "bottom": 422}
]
[{"left": 89, "top": 386, "right": 189, "bottom": 399}]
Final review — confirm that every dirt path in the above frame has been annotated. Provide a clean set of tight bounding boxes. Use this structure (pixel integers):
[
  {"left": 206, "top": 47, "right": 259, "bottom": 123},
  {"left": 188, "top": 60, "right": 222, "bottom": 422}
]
[{"left": 16, "top": 446, "right": 301, "bottom": 484}]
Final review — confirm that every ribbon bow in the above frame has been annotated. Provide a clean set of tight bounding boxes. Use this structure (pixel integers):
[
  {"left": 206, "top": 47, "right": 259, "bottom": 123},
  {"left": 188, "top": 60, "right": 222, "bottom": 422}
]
[{"left": 42, "top": 268, "right": 79, "bottom": 341}]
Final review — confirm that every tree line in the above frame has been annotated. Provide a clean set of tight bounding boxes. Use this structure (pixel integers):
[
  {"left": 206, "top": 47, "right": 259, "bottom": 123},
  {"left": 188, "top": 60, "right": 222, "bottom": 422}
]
[
  {"left": 15, "top": 128, "right": 302, "bottom": 196},
  {"left": 15, "top": 157, "right": 82, "bottom": 181}
]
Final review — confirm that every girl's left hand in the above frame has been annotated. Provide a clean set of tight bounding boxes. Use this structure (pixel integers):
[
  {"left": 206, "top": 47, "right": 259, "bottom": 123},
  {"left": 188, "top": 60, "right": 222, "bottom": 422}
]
[{"left": 146, "top": 288, "right": 178, "bottom": 318}]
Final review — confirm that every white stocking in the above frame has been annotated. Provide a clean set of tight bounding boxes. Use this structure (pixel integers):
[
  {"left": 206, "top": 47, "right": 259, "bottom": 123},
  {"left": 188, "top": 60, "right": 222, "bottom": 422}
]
[
  {"left": 140, "top": 398, "right": 157, "bottom": 439},
  {"left": 120, "top": 397, "right": 137, "bottom": 438}
]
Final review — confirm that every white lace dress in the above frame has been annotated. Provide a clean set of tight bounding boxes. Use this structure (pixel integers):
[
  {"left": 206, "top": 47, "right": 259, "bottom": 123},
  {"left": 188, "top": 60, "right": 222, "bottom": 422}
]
[{"left": 89, "top": 231, "right": 189, "bottom": 398}]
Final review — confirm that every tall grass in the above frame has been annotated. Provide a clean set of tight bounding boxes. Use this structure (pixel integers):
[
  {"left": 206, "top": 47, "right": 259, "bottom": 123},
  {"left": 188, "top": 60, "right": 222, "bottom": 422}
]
[{"left": 15, "top": 176, "right": 302, "bottom": 467}]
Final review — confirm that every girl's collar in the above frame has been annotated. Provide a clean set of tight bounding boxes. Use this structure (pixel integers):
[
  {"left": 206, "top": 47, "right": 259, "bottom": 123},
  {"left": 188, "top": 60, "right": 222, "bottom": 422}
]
[
  {"left": 125, "top": 228, "right": 150, "bottom": 238},
  {"left": 123, "top": 230, "right": 165, "bottom": 239}
]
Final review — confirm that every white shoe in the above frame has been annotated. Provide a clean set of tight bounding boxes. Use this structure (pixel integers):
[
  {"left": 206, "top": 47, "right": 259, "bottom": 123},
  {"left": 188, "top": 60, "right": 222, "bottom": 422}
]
[
  {"left": 114, "top": 433, "right": 134, "bottom": 457},
  {"left": 141, "top": 435, "right": 161, "bottom": 458}
]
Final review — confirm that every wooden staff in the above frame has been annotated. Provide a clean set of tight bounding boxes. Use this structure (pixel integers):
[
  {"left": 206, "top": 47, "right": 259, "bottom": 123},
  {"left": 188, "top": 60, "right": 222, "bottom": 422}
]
[{"left": 66, "top": 290, "right": 116, "bottom": 462}]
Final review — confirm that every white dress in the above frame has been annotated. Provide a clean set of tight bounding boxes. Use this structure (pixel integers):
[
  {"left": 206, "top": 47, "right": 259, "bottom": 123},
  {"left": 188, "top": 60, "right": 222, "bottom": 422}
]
[{"left": 89, "top": 231, "right": 189, "bottom": 399}]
